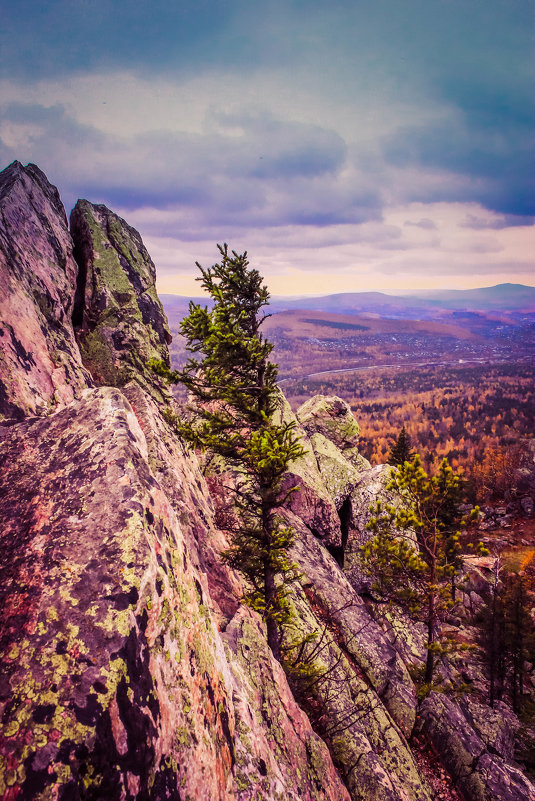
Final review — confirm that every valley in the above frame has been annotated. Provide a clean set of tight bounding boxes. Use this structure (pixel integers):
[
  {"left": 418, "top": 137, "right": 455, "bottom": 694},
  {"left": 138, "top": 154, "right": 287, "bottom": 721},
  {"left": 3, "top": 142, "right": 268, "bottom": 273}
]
[{"left": 163, "top": 296, "right": 535, "bottom": 481}]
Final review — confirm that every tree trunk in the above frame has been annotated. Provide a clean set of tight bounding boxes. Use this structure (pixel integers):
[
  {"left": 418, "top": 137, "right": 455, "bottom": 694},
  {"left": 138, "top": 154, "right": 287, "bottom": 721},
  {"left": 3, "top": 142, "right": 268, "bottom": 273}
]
[
  {"left": 264, "top": 559, "right": 280, "bottom": 661},
  {"left": 261, "top": 486, "right": 280, "bottom": 662},
  {"left": 489, "top": 586, "right": 497, "bottom": 707},
  {"left": 425, "top": 622, "right": 435, "bottom": 686},
  {"left": 425, "top": 558, "right": 437, "bottom": 686}
]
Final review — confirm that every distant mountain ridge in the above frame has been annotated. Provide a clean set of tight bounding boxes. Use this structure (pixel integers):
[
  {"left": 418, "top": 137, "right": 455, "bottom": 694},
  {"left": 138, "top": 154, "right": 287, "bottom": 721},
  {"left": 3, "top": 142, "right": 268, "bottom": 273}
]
[
  {"left": 160, "top": 283, "right": 535, "bottom": 322},
  {"left": 408, "top": 283, "right": 535, "bottom": 310}
]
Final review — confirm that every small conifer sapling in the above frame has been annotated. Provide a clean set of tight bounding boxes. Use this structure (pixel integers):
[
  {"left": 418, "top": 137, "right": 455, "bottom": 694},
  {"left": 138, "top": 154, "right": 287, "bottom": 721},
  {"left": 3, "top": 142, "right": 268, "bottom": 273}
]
[{"left": 362, "top": 455, "right": 482, "bottom": 688}]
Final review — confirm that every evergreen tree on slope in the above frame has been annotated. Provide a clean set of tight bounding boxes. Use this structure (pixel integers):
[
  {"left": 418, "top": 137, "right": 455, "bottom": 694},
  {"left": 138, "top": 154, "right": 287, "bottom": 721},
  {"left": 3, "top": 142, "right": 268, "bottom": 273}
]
[
  {"left": 388, "top": 426, "right": 413, "bottom": 466},
  {"left": 152, "top": 245, "right": 305, "bottom": 661}
]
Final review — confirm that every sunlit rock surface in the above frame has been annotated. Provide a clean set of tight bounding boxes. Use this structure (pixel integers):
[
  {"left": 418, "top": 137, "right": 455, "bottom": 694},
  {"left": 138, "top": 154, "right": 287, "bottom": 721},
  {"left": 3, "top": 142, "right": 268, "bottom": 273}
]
[
  {"left": 0, "top": 387, "right": 348, "bottom": 801},
  {"left": 297, "top": 394, "right": 360, "bottom": 451},
  {"left": 274, "top": 391, "right": 343, "bottom": 548}
]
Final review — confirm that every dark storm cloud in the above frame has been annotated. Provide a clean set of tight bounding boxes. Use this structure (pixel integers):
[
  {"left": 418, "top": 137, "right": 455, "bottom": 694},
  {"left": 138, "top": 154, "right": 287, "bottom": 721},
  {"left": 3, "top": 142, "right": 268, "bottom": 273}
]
[
  {"left": 0, "top": 0, "right": 236, "bottom": 80},
  {"left": 382, "top": 111, "right": 534, "bottom": 217},
  {"left": 377, "top": 0, "right": 534, "bottom": 218}
]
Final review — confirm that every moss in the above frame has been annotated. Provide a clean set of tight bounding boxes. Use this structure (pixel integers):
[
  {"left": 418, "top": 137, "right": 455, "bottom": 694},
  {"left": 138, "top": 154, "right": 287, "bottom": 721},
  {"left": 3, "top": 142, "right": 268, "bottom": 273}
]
[{"left": 79, "top": 330, "right": 116, "bottom": 382}]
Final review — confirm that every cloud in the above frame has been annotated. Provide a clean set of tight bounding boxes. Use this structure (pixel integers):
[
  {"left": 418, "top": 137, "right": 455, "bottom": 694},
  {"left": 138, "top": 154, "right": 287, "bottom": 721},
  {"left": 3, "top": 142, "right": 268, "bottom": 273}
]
[
  {"left": 375, "top": 257, "right": 535, "bottom": 278},
  {"left": 404, "top": 218, "right": 437, "bottom": 231},
  {"left": 0, "top": 99, "right": 383, "bottom": 234},
  {"left": 0, "top": 0, "right": 239, "bottom": 81},
  {"left": 1, "top": 0, "right": 532, "bottom": 293},
  {"left": 381, "top": 88, "right": 534, "bottom": 218},
  {"left": 461, "top": 212, "right": 535, "bottom": 231}
]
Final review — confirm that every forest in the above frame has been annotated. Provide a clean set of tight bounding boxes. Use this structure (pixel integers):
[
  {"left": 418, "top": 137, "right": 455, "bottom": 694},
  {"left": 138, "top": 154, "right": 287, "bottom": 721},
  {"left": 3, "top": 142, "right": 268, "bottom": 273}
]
[
  {"left": 282, "top": 360, "right": 535, "bottom": 483},
  {"left": 166, "top": 299, "right": 535, "bottom": 500}
]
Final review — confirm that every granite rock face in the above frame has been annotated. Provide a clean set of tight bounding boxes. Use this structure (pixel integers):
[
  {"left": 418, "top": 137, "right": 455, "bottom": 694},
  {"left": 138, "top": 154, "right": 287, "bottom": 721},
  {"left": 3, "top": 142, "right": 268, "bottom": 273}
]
[
  {"left": 273, "top": 391, "right": 343, "bottom": 548},
  {"left": 289, "top": 518, "right": 418, "bottom": 739},
  {"left": 342, "top": 464, "right": 402, "bottom": 591},
  {"left": 70, "top": 199, "right": 171, "bottom": 402},
  {"left": 417, "top": 693, "right": 535, "bottom": 801},
  {"left": 0, "top": 386, "right": 348, "bottom": 801},
  {"left": 0, "top": 162, "right": 90, "bottom": 420},
  {"left": 307, "top": 432, "right": 362, "bottom": 510}
]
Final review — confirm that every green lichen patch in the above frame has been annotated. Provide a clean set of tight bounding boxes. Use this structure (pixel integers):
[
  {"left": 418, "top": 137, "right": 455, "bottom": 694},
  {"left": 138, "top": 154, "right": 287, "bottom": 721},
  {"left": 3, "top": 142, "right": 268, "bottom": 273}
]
[
  {"left": 297, "top": 395, "right": 360, "bottom": 450},
  {"left": 70, "top": 200, "right": 171, "bottom": 402}
]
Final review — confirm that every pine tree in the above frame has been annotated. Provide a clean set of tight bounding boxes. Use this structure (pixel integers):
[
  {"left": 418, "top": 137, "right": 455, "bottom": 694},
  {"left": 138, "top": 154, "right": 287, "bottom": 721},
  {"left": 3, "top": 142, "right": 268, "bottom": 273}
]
[
  {"left": 502, "top": 572, "right": 535, "bottom": 713},
  {"left": 362, "top": 455, "right": 481, "bottom": 687},
  {"left": 151, "top": 245, "right": 305, "bottom": 661},
  {"left": 388, "top": 426, "right": 413, "bottom": 466},
  {"left": 479, "top": 568, "right": 535, "bottom": 711},
  {"left": 479, "top": 557, "right": 506, "bottom": 706}
]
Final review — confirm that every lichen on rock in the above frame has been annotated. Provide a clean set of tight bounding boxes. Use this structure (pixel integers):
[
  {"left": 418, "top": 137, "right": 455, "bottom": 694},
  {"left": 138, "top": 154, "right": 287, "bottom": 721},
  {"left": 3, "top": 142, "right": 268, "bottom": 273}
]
[
  {"left": 70, "top": 199, "right": 171, "bottom": 402},
  {"left": 417, "top": 692, "right": 535, "bottom": 801},
  {"left": 297, "top": 395, "right": 361, "bottom": 449}
]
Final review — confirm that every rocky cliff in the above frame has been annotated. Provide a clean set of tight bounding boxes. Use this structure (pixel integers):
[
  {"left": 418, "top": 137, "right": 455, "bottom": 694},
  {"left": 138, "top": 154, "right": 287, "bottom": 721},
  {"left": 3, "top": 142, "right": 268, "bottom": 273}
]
[{"left": 1, "top": 161, "right": 534, "bottom": 801}]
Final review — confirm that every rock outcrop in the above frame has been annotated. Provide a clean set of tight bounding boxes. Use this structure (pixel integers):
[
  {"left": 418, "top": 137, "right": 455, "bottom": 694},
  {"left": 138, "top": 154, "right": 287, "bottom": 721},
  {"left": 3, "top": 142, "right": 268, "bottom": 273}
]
[
  {"left": 0, "top": 386, "right": 347, "bottom": 801},
  {"left": 70, "top": 199, "right": 171, "bottom": 402},
  {"left": 417, "top": 693, "right": 535, "bottom": 801},
  {"left": 1, "top": 161, "right": 535, "bottom": 801},
  {"left": 0, "top": 162, "right": 90, "bottom": 420}
]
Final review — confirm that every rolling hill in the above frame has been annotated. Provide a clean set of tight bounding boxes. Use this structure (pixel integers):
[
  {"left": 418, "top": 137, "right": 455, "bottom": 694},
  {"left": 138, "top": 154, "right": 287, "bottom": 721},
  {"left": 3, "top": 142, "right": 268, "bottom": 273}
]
[{"left": 160, "top": 283, "right": 535, "bottom": 329}]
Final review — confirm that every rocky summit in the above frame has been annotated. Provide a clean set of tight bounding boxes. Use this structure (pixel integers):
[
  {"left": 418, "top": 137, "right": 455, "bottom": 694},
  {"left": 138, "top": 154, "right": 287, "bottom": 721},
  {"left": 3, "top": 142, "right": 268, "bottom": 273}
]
[{"left": 1, "top": 161, "right": 535, "bottom": 801}]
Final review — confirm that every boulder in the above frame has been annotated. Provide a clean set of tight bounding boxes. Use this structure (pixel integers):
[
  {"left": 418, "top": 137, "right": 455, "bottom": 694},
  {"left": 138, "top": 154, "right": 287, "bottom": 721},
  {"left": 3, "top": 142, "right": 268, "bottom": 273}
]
[
  {"left": 122, "top": 383, "right": 242, "bottom": 626},
  {"left": 222, "top": 608, "right": 352, "bottom": 801},
  {"left": 344, "top": 464, "right": 400, "bottom": 591},
  {"left": 417, "top": 692, "right": 535, "bottom": 801},
  {"left": 0, "top": 161, "right": 90, "bottom": 420},
  {"left": 297, "top": 394, "right": 360, "bottom": 452},
  {"left": 289, "top": 513, "right": 418, "bottom": 738},
  {"left": 461, "top": 697, "right": 519, "bottom": 761},
  {"left": 0, "top": 387, "right": 236, "bottom": 799},
  {"left": 273, "top": 392, "right": 343, "bottom": 547},
  {"left": 521, "top": 496, "right": 534, "bottom": 516},
  {"left": 283, "top": 568, "right": 430, "bottom": 801},
  {"left": 348, "top": 464, "right": 397, "bottom": 546},
  {"left": 70, "top": 200, "right": 171, "bottom": 402},
  {"left": 308, "top": 432, "right": 363, "bottom": 510}
]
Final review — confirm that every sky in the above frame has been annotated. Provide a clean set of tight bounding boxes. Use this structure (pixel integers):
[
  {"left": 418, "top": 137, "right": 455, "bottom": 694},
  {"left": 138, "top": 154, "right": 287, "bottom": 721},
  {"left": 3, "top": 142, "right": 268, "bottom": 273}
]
[{"left": 1, "top": 0, "right": 533, "bottom": 296}]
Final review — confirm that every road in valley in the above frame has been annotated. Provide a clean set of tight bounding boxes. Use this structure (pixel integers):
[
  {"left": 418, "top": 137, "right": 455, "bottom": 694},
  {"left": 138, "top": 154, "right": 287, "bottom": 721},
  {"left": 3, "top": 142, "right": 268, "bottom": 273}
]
[{"left": 277, "top": 357, "right": 493, "bottom": 383}]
